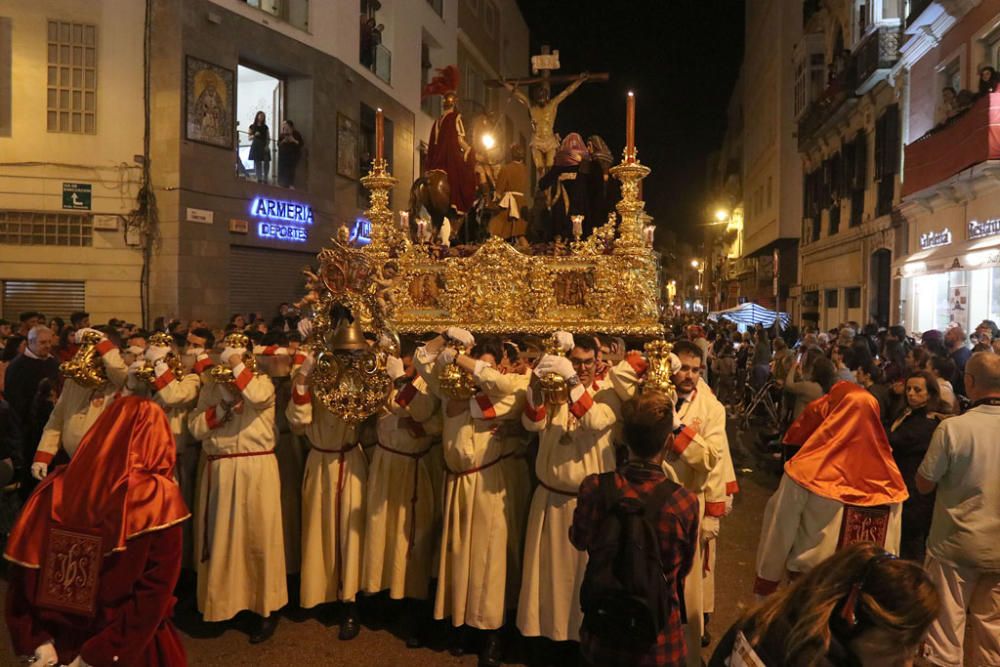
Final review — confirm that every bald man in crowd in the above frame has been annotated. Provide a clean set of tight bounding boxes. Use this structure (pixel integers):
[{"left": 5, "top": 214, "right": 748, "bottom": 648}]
[{"left": 917, "top": 352, "right": 1000, "bottom": 667}]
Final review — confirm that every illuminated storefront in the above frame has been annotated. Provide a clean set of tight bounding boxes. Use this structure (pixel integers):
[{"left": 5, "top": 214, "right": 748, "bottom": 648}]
[{"left": 897, "top": 202, "right": 1000, "bottom": 334}]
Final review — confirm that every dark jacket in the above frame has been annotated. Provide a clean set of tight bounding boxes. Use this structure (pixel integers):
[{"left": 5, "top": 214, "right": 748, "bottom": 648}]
[
  {"left": 248, "top": 122, "right": 270, "bottom": 161},
  {"left": 888, "top": 406, "right": 939, "bottom": 561},
  {"left": 3, "top": 353, "right": 60, "bottom": 431}
]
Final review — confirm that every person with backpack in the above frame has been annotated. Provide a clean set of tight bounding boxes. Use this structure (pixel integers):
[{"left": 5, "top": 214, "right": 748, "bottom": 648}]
[{"left": 571, "top": 390, "right": 699, "bottom": 667}]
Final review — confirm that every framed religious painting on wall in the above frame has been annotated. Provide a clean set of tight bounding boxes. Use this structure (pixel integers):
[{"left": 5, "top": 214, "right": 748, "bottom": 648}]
[
  {"left": 184, "top": 56, "right": 235, "bottom": 149},
  {"left": 337, "top": 113, "right": 359, "bottom": 179}
]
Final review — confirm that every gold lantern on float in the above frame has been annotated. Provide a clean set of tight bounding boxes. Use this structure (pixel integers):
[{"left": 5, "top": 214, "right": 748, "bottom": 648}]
[
  {"left": 642, "top": 339, "right": 677, "bottom": 403},
  {"left": 60, "top": 329, "right": 109, "bottom": 388},
  {"left": 309, "top": 316, "right": 392, "bottom": 423},
  {"left": 208, "top": 332, "right": 256, "bottom": 390},
  {"left": 135, "top": 331, "right": 186, "bottom": 387},
  {"left": 539, "top": 334, "right": 569, "bottom": 406},
  {"left": 437, "top": 340, "right": 478, "bottom": 400}
]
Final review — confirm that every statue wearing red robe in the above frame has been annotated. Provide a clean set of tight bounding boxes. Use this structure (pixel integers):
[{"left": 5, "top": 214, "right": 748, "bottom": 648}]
[{"left": 427, "top": 108, "right": 477, "bottom": 214}]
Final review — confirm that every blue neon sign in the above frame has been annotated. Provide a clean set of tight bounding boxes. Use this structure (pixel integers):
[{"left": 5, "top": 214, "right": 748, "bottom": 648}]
[
  {"left": 250, "top": 196, "right": 313, "bottom": 243},
  {"left": 350, "top": 218, "right": 372, "bottom": 245},
  {"left": 251, "top": 197, "right": 314, "bottom": 224}
]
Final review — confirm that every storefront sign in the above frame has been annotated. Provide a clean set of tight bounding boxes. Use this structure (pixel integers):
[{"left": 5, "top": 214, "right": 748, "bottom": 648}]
[
  {"left": 257, "top": 222, "right": 307, "bottom": 242},
  {"left": 250, "top": 196, "right": 313, "bottom": 243},
  {"left": 349, "top": 218, "right": 372, "bottom": 245},
  {"left": 228, "top": 218, "right": 248, "bottom": 234},
  {"left": 62, "top": 183, "right": 91, "bottom": 210},
  {"left": 92, "top": 215, "right": 119, "bottom": 231},
  {"left": 251, "top": 197, "right": 314, "bottom": 225},
  {"left": 968, "top": 218, "right": 1000, "bottom": 240},
  {"left": 186, "top": 207, "right": 214, "bottom": 224},
  {"left": 919, "top": 228, "right": 952, "bottom": 249}
]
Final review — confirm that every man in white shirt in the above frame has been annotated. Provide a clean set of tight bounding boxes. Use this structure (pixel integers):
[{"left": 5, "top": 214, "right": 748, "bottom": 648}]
[{"left": 917, "top": 352, "right": 1000, "bottom": 667}]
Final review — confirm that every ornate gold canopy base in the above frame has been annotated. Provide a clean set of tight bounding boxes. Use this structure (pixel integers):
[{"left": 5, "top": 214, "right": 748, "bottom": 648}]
[{"left": 316, "top": 153, "right": 664, "bottom": 338}]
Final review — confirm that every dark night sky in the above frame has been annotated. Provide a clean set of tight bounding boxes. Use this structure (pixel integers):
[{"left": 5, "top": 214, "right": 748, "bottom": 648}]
[{"left": 513, "top": 0, "right": 745, "bottom": 244}]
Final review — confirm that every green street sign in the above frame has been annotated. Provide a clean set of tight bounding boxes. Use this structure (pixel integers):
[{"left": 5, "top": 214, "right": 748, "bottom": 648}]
[{"left": 62, "top": 182, "right": 92, "bottom": 210}]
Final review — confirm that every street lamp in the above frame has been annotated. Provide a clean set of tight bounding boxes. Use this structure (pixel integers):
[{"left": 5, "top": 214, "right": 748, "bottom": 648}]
[
  {"left": 714, "top": 209, "right": 729, "bottom": 222},
  {"left": 691, "top": 259, "right": 700, "bottom": 269}
]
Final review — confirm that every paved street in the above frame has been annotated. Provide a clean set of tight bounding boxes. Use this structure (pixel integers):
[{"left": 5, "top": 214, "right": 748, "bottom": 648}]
[{"left": 0, "top": 423, "right": 779, "bottom": 666}]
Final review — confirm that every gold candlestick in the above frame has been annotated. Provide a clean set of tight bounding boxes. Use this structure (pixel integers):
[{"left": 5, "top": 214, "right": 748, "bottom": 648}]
[
  {"left": 360, "top": 157, "right": 407, "bottom": 256},
  {"left": 610, "top": 155, "right": 651, "bottom": 254}
]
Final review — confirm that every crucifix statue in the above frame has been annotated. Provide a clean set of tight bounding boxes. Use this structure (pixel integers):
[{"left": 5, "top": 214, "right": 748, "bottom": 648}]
[{"left": 491, "top": 46, "right": 608, "bottom": 177}]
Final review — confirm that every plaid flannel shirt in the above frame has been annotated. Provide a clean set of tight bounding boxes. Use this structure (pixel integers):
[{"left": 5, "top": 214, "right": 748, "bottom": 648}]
[{"left": 571, "top": 461, "right": 700, "bottom": 667}]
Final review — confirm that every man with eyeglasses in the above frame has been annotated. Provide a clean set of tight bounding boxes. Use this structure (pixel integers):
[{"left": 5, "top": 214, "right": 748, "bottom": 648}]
[{"left": 516, "top": 333, "right": 622, "bottom": 663}]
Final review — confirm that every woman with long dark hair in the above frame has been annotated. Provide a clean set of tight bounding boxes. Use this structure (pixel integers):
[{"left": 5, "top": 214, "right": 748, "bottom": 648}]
[
  {"left": 888, "top": 371, "right": 942, "bottom": 562},
  {"left": 710, "top": 542, "right": 939, "bottom": 666},
  {"left": 248, "top": 111, "right": 270, "bottom": 184}
]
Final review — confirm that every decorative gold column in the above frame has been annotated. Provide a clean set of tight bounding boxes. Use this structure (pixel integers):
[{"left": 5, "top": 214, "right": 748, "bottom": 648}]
[
  {"left": 610, "top": 152, "right": 651, "bottom": 254},
  {"left": 360, "top": 157, "right": 407, "bottom": 257}
]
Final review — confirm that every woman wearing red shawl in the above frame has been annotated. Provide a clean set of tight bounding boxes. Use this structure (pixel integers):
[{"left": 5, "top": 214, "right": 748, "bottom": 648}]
[
  {"left": 5, "top": 396, "right": 190, "bottom": 666},
  {"left": 753, "top": 381, "right": 908, "bottom": 596}
]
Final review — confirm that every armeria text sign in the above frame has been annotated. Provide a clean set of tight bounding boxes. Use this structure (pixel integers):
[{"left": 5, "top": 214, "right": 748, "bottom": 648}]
[
  {"left": 350, "top": 218, "right": 372, "bottom": 245},
  {"left": 250, "top": 196, "right": 313, "bottom": 243},
  {"left": 968, "top": 218, "right": 1000, "bottom": 241},
  {"left": 251, "top": 197, "right": 314, "bottom": 224},
  {"left": 919, "top": 228, "right": 952, "bottom": 250}
]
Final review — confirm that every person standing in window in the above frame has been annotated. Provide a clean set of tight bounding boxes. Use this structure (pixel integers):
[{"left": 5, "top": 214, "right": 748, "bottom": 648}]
[
  {"left": 249, "top": 111, "right": 270, "bottom": 184},
  {"left": 277, "top": 120, "right": 304, "bottom": 189}
]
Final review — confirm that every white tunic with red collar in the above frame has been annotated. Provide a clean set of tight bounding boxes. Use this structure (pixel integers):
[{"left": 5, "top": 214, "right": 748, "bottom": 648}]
[
  {"left": 413, "top": 348, "right": 528, "bottom": 630},
  {"left": 35, "top": 340, "right": 128, "bottom": 463},
  {"left": 287, "top": 371, "right": 367, "bottom": 608},
  {"left": 188, "top": 363, "right": 287, "bottom": 621},
  {"left": 517, "top": 375, "right": 621, "bottom": 641},
  {"left": 362, "top": 375, "right": 443, "bottom": 600}
]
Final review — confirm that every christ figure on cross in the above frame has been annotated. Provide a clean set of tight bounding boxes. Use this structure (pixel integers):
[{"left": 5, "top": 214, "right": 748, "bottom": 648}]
[{"left": 504, "top": 71, "right": 590, "bottom": 176}]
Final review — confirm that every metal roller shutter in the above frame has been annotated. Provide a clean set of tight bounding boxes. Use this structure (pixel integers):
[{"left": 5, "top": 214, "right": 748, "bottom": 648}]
[
  {"left": 228, "top": 246, "right": 316, "bottom": 319},
  {"left": 2, "top": 280, "right": 85, "bottom": 321}
]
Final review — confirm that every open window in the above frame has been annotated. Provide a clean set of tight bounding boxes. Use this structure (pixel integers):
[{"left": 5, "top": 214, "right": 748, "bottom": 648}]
[
  {"left": 236, "top": 64, "right": 284, "bottom": 185},
  {"left": 360, "top": 0, "right": 391, "bottom": 83}
]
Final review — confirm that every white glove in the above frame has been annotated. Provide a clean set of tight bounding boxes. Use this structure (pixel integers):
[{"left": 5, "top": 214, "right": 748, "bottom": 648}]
[
  {"left": 75, "top": 327, "right": 104, "bottom": 344},
  {"left": 67, "top": 655, "right": 92, "bottom": 667},
  {"left": 31, "top": 461, "right": 49, "bottom": 481},
  {"left": 145, "top": 345, "right": 169, "bottom": 363},
  {"left": 298, "top": 353, "right": 316, "bottom": 377},
  {"left": 669, "top": 353, "right": 682, "bottom": 374},
  {"left": 297, "top": 318, "right": 313, "bottom": 340},
  {"left": 220, "top": 346, "right": 245, "bottom": 366},
  {"left": 32, "top": 641, "right": 58, "bottom": 666},
  {"left": 554, "top": 331, "right": 575, "bottom": 353},
  {"left": 701, "top": 515, "right": 720, "bottom": 543},
  {"left": 385, "top": 355, "right": 405, "bottom": 380},
  {"left": 445, "top": 327, "right": 475, "bottom": 347},
  {"left": 438, "top": 347, "right": 457, "bottom": 364},
  {"left": 536, "top": 354, "right": 577, "bottom": 381}
]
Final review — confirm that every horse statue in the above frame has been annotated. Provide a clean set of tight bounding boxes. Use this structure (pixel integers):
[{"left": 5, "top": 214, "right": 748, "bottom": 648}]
[{"left": 408, "top": 169, "right": 452, "bottom": 237}]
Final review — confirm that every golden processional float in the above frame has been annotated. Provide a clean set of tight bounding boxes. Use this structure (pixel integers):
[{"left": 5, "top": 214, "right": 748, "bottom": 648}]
[{"left": 297, "top": 95, "right": 674, "bottom": 422}]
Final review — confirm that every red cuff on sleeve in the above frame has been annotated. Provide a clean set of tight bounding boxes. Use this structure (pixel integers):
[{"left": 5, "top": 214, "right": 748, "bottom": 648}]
[
  {"left": 673, "top": 425, "right": 696, "bottom": 454},
  {"left": 474, "top": 393, "right": 497, "bottom": 420},
  {"left": 625, "top": 351, "right": 648, "bottom": 376},
  {"left": 206, "top": 406, "right": 223, "bottom": 430},
  {"left": 95, "top": 339, "right": 115, "bottom": 356},
  {"left": 153, "top": 369, "right": 175, "bottom": 391},
  {"left": 292, "top": 388, "right": 312, "bottom": 405},
  {"left": 753, "top": 576, "right": 780, "bottom": 596},
  {"left": 33, "top": 451, "right": 55, "bottom": 465},
  {"left": 569, "top": 390, "right": 594, "bottom": 419},
  {"left": 705, "top": 501, "right": 727, "bottom": 517},
  {"left": 293, "top": 353, "right": 307, "bottom": 366},
  {"left": 726, "top": 480, "right": 740, "bottom": 496},
  {"left": 233, "top": 368, "right": 253, "bottom": 392},
  {"left": 523, "top": 400, "right": 547, "bottom": 422},
  {"left": 395, "top": 382, "right": 418, "bottom": 407}
]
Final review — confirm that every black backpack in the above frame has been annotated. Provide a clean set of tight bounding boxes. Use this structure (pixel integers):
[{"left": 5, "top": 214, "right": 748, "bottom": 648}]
[{"left": 579, "top": 471, "right": 678, "bottom": 645}]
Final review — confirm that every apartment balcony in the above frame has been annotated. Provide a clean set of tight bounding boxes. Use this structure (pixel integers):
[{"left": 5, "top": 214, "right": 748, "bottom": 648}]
[
  {"left": 798, "top": 68, "right": 856, "bottom": 150},
  {"left": 906, "top": 0, "right": 933, "bottom": 27},
  {"left": 798, "top": 26, "right": 900, "bottom": 150},
  {"left": 855, "top": 26, "right": 900, "bottom": 94},
  {"left": 902, "top": 93, "right": 1000, "bottom": 198}
]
